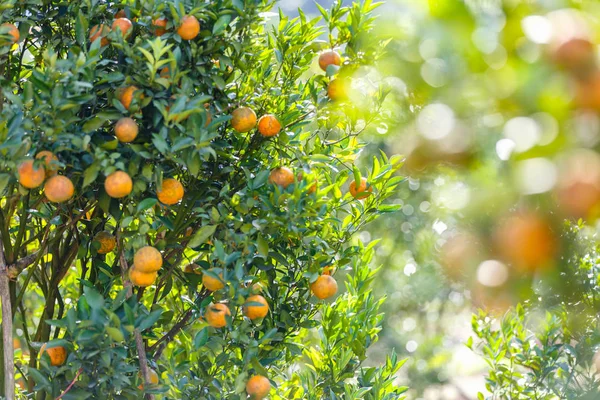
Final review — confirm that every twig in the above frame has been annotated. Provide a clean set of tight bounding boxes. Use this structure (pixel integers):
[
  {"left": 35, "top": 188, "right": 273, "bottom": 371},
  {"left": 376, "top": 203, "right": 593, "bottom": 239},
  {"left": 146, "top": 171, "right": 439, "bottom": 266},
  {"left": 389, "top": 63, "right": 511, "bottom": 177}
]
[
  {"left": 54, "top": 368, "right": 82, "bottom": 400},
  {"left": 0, "top": 230, "right": 14, "bottom": 400}
]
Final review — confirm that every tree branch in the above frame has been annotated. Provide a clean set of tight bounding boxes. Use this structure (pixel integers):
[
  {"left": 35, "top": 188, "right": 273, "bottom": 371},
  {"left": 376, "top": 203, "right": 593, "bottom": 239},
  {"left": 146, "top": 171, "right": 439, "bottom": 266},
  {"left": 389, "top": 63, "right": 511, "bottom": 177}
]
[{"left": 0, "top": 231, "right": 14, "bottom": 400}]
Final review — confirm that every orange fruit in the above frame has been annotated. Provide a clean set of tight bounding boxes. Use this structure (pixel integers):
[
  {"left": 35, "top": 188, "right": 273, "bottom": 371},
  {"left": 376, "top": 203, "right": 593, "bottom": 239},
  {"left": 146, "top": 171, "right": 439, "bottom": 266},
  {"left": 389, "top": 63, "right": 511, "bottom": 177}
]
[
  {"left": 2, "top": 23, "right": 19, "bottom": 44},
  {"left": 310, "top": 275, "right": 338, "bottom": 299},
  {"left": 89, "top": 24, "right": 109, "bottom": 47},
  {"left": 494, "top": 212, "right": 557, "bottom": 273},
  {"left": 257, "top": 114, "right": 281, "bottom": 137},
  {"left": 17, "top": 159, "right": 45, "bottom": 189},
  {"left": 327, "top": 78, "right": 348, "bottom": 101},
  {"left": 204, "top": 103, "right": 212, "bottom": 127},
  {"left": 184, "top": 263, "right": 201, "bottom": 274},
  {"left": 40, "top": 343, "right": 67, "bottom": 366},
  {"left": 112, "top": 18, "right": 133, "bottom": 38},
  {"left": 138, "top": 368, "right": 159, "bottom": 390},
  {"left": 159, "top": 66, "right": 170, "bottom": 79},
  {"left": 177, "top": 15, "right": 200, "bottom": 40},
  {"left": 553, "top": 38, "right": 594, "bottom": 71},
  {"left": 243, "top": 295, "right": 269, "bottom": 320},
  {"left": 94, "top": 231, "right": 116, "bottom": 254},
  {"left": 231, "top": 106, "right": 257, "bottom": 133},
  {"left": 205, "top": 303, "right": 230, "bottom": 328},
  {"left": 133, "top": 246, "right": 163, "bottom": 273},
  {"left": 104, "top": 171, "right": 133, "bottom": 198},
  {"left": 246, "top": 375, "right": 271, "bottom": 400},
  {"left": 114, "top": 117, "right": 139, "bottom": 143},
  {"left": 36, "top": 151, "right": 59, "bottom": 177},
  {"left": 129, "top": 269, "right": 157, "bottom": 287},
  {"left": 44, "top": 175, "right": 74, "bottom": 203},
  {"left": 268, "top": 167, "right": 295, "bottom": 189},
  {"left": 349, "top": 177, "right": 372, "bottom": 200},
  {"left": 114, "top": 10, "right": 127, "bottom": 19},
  {"left": 202, "top": 269, "right": 224, "bottom": 291},
  {"left": 153, "top": 18, "right": 168, "bottom": 36},
  {"left": 157, "top": 178, "right": 184, "bottom": 205},
  {"left": 318, "top": 50, "right": 341, "bottom": 71},
  {"left": 118, "top": 85, "right": 141, "bottom": 111}
]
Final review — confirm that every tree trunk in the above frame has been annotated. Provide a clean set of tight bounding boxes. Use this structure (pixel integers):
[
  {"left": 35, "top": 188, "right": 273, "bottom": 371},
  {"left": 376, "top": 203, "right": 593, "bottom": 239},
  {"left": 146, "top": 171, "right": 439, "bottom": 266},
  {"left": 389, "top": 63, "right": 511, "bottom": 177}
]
[{"left": 0, "top": 232, "right": 14, "bottom": 399}]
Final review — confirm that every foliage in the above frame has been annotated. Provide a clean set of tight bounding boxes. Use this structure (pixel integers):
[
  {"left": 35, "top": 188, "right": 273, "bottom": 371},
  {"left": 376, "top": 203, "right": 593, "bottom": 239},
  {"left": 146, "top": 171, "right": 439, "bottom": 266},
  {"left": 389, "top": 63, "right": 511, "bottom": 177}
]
[{"left": 0, "top": 0, "right": 406, "bottom": 399}]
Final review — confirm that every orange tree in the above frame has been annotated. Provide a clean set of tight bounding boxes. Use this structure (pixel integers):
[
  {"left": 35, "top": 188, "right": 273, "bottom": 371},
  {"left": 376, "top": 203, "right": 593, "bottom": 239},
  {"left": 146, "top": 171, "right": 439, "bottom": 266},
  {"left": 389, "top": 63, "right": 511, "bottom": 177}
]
[{"left": 0, "top": 0, "right": 406, "bottom": 399}]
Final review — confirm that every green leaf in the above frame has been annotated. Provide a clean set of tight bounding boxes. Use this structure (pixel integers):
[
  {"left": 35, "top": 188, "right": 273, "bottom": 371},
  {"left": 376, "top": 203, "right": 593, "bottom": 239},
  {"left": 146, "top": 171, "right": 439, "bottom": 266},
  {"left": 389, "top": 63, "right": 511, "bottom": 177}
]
[
  {"left": 213, "top": 15, "right": 232, "bottom": 35},
  {"left": 106, "top": 327, "right": 125, "bottom": 342},
  {"left": 82, "top": 163, "right": 100, "bottom": 188},
  {"left": 136, "top": 198, "right": 158, "bottom": 213},
  {"left": 137, "top": 309, "right": 164, "bottom": 331},
  {"left": 193, "top": 327, "right": 209, "bottom": 348},
  {"left": 257, "top": 235, "right": 269, "bottom": 257},
  {"left": 188, "top": 225, "right": 217, "bottom": 248},
  {"left": 84, "top": 286, "right": 104, "bottom": 310}
]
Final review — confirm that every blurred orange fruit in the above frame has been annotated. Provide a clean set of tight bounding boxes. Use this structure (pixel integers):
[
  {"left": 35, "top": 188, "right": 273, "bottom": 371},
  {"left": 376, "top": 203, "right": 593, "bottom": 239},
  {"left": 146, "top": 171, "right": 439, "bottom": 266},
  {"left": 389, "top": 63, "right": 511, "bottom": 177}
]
[
  {"left": 205, "top": 303, "right": 230, "bottom": 328},
  {"left": 553, "top": 38, "right": 595, "bottom": 72},
  {"left": 104, "top": 171, "right": 133, "bottom": 198},
  {"left": 2, "top": 23, "right": 19, "bottom": 44},
  {"left": 36, "top": 151, "right": 59, "bottom": 177},
  {"left": 157, "top": 178, "right": 184, "bottom": 205},
  {"left": 138, "top": 368, "right": 159, "bottom": 390},
  {"left": 89, "top": 24, "right": 109, "bottom": 46},
  {"left": 153, "top": 18, "right": 168, "bottom": 36},
  {"left": 349, "top": 177, "right": 372, "bottom": 199},
  {"left": 257, "top": 114, "right": 281, "bottom": 137},
  {"left": 44, "top": 176, "right": 74, "bottom": 203},
  {"left": 243, "top": 295, "right": 269, "bottom": 320},
  {"left": 310, "top": 275, "right": 338, "bottom": 299},
  {"left": 318, "top": 50, "right": 341, "bottom": 71},
  {"left": 202, "top": 269, "right": 224, "bottom": 291},
  {"left": 17, "top": 159, "right": 45, "bottom": 189},
  {"left": 40, "top": 343, "right": 67, "bottom": 366},
  {"left": 112, "top": 18, "right": 133, "bottom": 38},
  {"left": 114, "top": 117, "right": 139, "bottom": 143},
  {"left": 133, "top": 246, "right": 163, "bottom": 273},
  {"left": 177, "top": 15, "right": 200, "bottom": 40},
  {"left": 327, "top": 78, "right": 348, "bottom": 101},
  {"left": 555, "top": 149, "right": 600, "bottom": 219},
  {"left": 118, "top": 85, "right": 141, "bottom": 111},
  {"left": 494, "top": 212, "right": 557, "bottom": 273},
  {"left": 94, "top": 231, "right": 116, "bottom": 254},
  {"left": 129, "top": 269, "right": 157, "bottom": 287},
  {"left": 268, "top": 167, "right": 294, "bottom": 189},
  {"left": 246, "top": 375, "right": 271, "bottom": 400},
  {"left": 231, "top": 106, "right": 257, "bottom": 133}
]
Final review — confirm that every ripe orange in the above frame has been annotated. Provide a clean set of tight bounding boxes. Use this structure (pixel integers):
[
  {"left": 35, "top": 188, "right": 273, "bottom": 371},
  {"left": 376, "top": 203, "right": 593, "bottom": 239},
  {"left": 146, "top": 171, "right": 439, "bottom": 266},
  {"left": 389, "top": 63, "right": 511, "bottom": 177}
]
[
  {"left": 349, "top": 177, "right": 372, "bottom": 200},
  {"left": 205, "top": 303, "right": 230, "bottom": 328},
  {"left": 318, "top": 50, "right": 341, "bottom": 71},
  {"left": 322, "top": 265, "right": 334, "bottom": 275},
  {"left": 2, "top": 23, "right": 19, "bottom": 44},
  {"left": 310, "top": 275, "right": 338, "bottom": 299},
  {"left": 94, "top": 231, "right": 116, "bottom": 254},
  {"left": 159, "top": 66, "right": 170, "bottom": 79},
  {"left": 44, "top": 175, "right": 74, "bottom": 203},
  {"left": 112, "top": 18, "right": 133, "bottom": 38},
  {"left": 555, "top": 150, "right": 600, "bottom": 219},
  {"left": 138, "top": 368, "right": 159, "bottom": 390},
  {"left": 177, "top": 15, "right": 200, "bottom": 40},
  {"left": 36, "top": 151, "right": 59, "bottom": 177},
  {"left": 327, "top": 78, "right": 348, "bottom": 101},
  {"left": 157, "top": 178, "right": 184, "bottom": 205},
  {"left": 184, "top": 263, "right": 201, "bottom": 274},
  {"left": 268, "top": 167, "right": 295, "bottom": 189},
  {"left": 133, "top": 246, "right": 163, "bottom": 273},
  {"left": 257, "top": 114, "right": 281, "bottom": 137},
  {"left": 89, "top": 24, "right": 109, "bottom": 47},
  {"left": 243, "top": 295, "right": 269, "bottom": 320},
  {"left": 118, "top": 85, "right": 141, "bottom": 111},
  {"left": 104, "top": 171, "right": 133, "bottom": 198},
  {"left": 246, "top": 375, "right": 271, "bottom": 400},
  {"left": 115, "top": 10, "right": 127, "bottom": 19},
  {"left": 202, "top": 269, "right": 224, "bottom": 291},
  {"left": 129, "top": 269, "right": 157, "bottom": 287},
  {"left": 114, "top": 117, "right": 139, "bottom": 143},
  {"left": 17, "top": 159, "right": 45, "bottom": 189},
  {"left": 153, "top": 18, "right": 168, "bottom": 36},
  {"left": 204, "top": 103, "right": 212, "bottom": 127},
  {"left": 40, "top": 344, "right": 67, "bottom": 366},
  {"left": 553, "top": 38, "right": 594, "bottom": 71},
  {"left": 494, "top": 212, "right": 557, "bottom": 273},
  {"left": 231, "top": 106, "right": 257, "bottom": 133}
]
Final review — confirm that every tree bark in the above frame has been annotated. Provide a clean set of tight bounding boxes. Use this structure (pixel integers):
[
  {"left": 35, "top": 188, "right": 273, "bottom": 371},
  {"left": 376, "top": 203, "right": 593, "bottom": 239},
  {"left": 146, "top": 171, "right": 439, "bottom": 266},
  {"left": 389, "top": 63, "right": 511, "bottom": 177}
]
[{"left": 0, "top": 231, "right": 14, "bottom": 399}]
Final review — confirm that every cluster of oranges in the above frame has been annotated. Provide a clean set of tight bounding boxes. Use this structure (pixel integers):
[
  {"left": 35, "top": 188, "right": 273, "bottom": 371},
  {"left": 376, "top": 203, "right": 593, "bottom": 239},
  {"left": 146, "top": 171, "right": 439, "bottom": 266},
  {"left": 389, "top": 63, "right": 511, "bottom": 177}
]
[{"left": 129, "top": 246, "right": 163, "bottom": 287}]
